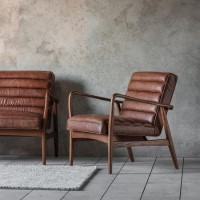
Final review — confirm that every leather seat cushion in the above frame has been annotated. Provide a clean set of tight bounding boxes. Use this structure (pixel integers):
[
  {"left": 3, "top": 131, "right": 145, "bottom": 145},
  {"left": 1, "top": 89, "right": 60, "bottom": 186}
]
[
  {"left": 0, "top": 110, "right": 43, "bottom": 130},
  {"left": 67, "top": 114, "right": 160, "bottom": 136}
]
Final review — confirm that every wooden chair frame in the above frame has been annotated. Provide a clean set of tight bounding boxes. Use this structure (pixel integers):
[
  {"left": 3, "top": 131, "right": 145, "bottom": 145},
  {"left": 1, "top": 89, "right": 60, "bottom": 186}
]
[
  {"left": 68, "top": 91, "right": 179, "bottom": 174},
  {"left": 0, "top": 91, "right": 59, "bottom": 165}
]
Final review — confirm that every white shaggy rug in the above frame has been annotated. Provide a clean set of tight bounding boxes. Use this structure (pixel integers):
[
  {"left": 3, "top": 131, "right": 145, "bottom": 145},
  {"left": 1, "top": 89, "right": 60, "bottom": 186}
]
[{"left": 0, "top": 165, "right": 97, "bottom": 190}]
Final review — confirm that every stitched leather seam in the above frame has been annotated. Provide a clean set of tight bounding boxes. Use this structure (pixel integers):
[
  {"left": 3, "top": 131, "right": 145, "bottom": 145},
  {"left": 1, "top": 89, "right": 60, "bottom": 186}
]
[
  {"left": 127, "top": 89, "right": 163, "bottom": 93},
  {"left": 69, "top": 119, "right": 105, "bottom": 126},
  {"left": 127, "top": 90, "right": 162, "bottom": 94},
  {"left": 121, "top": 109, "right": 156, "bottom": 115},
  {"left": 130, "top": 80, "right": 166, "bottom": 83},
  {"left": 0, "top": 117, "right": 38, "bottom": 120},
  {"left": 69, "top": 120, "right": 104, "bottom": 134},
  {"left": 160, "top": 74, "right": 169, "bottom": 103},
  {"left": 115, "top": 123, "right": 153, "bottom": 127}
]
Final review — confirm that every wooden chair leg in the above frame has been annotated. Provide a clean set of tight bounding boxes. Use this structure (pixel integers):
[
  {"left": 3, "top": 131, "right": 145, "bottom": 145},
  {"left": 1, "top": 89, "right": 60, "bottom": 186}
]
[
  {"left": 127, "top": 147, "right": 134, "bottom": 162},
  {"left": 42, "top": 133, "right": 46, "bottom": 165},
  {"left": 108, "top": 142, "right": 113, "bottom": 174},
  {"left": 161, "top": 108, "right": 179, "bottom": 169},
  {"left": 54, "top": 132, "right": 58, "bottom": 157},
  {"left": 69, "top": 131, "right": 74, "bottom": 166},
  {"left": 168, "top": 142, "right": 179, "bottom": 169},
  {"left": 165, "top": 125, "right": 179, "bottom": 169},
  {"left": 53, "top": 105, "right": 59, "bottom": 157}
]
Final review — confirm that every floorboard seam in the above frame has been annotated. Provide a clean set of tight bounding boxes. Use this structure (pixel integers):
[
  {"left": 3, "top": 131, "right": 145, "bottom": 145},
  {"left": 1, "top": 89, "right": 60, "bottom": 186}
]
[
  {"left": 139, "top": 157, "right": 157, "bottom": 200},
  {"left": 59, "top": 157, "right": 102, "bottom": 199},
  {"left": 179, "top": 157, "right": 184, "bottom": 200},
  {"left": 99, "top": 157, "right": 129, "bottom": 200},
  {"left": 60, "top": 191, "right": 70, "bottom": 200},
  {"left": 94, "top": 157, "right": 103, "bottom": 165},
  {"left": 20, "top": 190, "right": 33, "bottom": 200}
]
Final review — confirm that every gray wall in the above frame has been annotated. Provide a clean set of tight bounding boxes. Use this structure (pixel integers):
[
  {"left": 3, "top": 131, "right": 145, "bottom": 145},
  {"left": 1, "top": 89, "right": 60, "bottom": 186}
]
[{"left": 0, "top": 0, "right": 199, "bottom": 157}]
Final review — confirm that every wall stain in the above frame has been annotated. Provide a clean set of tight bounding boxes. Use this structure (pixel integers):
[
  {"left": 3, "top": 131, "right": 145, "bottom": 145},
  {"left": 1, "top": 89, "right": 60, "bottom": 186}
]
[
  {"left": 0, "top": 0, "right": 199, "bottom": 157},
  {"left": 114, "top": 2, "right": 134, "bottom": 28},
  {"left": 36, "top": 41, "right": 54, "bottom": 55}
]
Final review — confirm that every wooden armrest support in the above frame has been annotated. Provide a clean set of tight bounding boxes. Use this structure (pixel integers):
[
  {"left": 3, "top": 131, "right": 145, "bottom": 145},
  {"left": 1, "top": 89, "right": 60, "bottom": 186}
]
[
  {"left": 44, "top": 91, "right": 48, "bottom": 118},
  {"left": 112, "top": 93, "right": 174, "bottom": 110}
]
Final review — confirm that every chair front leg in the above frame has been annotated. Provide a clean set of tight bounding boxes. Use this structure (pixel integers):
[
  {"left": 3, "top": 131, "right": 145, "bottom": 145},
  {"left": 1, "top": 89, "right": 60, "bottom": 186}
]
[
  {"left": 42, "top": 132, "right": 46, "bottom": 165},
  {"left": 42, "top": 91, "right": 49, "bottom": 165},
  {"left": 108, "top": 138, "right": 113, "bottom": 174},
  {"left": 69, "top": 131, "right": 74, "bottom": 166},
  {"left": 108, "top": 95, "right": 116, "bottom": 174}
]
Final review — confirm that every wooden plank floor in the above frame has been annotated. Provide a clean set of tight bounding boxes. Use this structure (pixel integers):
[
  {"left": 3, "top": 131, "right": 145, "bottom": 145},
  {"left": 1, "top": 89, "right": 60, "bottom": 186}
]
[{"left": 0, "top": 156, "right": 199, "bottom": 200}]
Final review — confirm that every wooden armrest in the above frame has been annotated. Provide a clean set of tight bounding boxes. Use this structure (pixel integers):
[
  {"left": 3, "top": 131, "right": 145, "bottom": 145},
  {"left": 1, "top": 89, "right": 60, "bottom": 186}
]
[
  {"left": 69, "top": 91, "right": 123, "bottom": 104},
  {"left": 68, "top": 91, "right": 123, "bottom": 117},
  {"left": 112, "top": 93, "right": 174, "bottom": 110}
]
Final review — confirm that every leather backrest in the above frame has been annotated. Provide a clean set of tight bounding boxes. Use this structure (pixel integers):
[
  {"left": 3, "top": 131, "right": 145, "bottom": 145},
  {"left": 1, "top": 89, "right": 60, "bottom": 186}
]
[
  {"left": 120, "top": 72, "right": 177, "bottom": 135},
  {"left": 0, "top": 71, "right": 54, "bottom": 115}
]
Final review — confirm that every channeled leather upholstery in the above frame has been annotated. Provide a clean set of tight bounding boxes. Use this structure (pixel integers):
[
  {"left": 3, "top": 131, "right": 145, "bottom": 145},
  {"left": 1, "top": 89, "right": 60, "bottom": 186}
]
[
  {"left": 67, "top": 72, "right": 177, "bottom": 136},
  {"left": 120, "top": 72, "right": 177, "bottom": 136},
  {"left": 0, "top": 71, "right": 54, "bottom": 130},
  {"left": 0, "top": 110, "right": 42, "bottom": 129}
]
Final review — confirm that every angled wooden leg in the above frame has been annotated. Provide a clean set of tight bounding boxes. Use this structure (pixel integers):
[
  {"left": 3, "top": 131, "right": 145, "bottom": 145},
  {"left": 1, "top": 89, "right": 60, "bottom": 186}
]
[
  {"left": 42, "top": 132, "right": 46, "bottom": 165},
  {"left": 69, "top": 131, "right": 74, "bottom": 166},
  {"left": 168, "top": 142, "right": 179, "bottom": 169},
  {"left": 161, "top": 108, "right": 179, "bottom": 169},
  {"left": 127, "top": 147, "right": 134, "bottom": 162}
]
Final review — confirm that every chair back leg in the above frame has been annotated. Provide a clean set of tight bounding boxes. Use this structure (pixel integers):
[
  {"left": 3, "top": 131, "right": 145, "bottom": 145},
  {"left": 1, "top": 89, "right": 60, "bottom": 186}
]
[
  {"left": 54, "top": 133, "right": 58, "bottom": 157},
  {"left": 127, "top": 147, "right": 134, "bottom": 162},
  {"left": 53, "top": 118, "right": 58, "bottom": 157}
]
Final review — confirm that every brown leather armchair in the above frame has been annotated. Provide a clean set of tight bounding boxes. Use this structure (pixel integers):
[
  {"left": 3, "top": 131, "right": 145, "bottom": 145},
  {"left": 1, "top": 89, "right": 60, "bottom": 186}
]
[
  {"left": 67, "top": 72, "right": 179, "bottom": 174},
  {"left": 0, "top": 71, "right": 58, "bottom": 164}
]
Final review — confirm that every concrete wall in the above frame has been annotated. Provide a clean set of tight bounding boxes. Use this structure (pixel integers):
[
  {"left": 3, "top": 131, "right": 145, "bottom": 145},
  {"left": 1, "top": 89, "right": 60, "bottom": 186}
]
[{"left": 0, "top": 0, "right": 199, "bottom": 157}]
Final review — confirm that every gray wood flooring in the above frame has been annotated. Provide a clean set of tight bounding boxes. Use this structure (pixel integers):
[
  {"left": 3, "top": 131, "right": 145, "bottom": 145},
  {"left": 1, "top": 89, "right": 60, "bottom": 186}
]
[{"left": 0, "top": 156, "right": 199, "bottom": 200}]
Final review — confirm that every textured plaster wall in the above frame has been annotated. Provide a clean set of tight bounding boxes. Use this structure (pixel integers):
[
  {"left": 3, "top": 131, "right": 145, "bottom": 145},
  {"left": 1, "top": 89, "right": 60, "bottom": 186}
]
[{"left": 0, "top": 0, "right": 199, "bottom": 157}]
